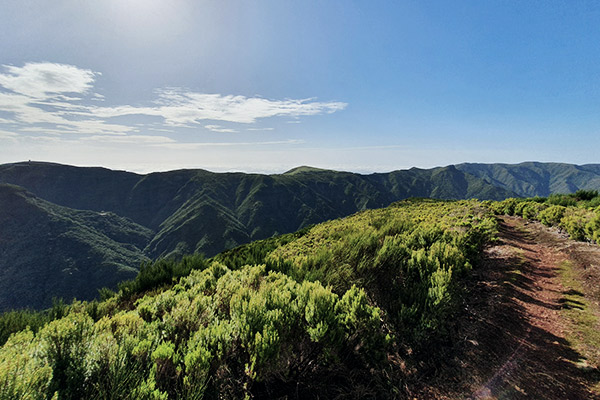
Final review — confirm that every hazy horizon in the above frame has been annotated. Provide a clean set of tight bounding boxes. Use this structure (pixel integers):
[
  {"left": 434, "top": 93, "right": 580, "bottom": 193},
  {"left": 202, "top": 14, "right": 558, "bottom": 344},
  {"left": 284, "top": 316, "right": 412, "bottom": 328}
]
[{"left": 3, "top": 158, "right": 599, "bottom": 177}]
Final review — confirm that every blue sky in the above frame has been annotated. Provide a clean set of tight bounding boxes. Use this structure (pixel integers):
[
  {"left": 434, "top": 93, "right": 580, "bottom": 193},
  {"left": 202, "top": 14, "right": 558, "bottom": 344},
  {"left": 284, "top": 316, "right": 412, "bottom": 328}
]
[{"left": 1, "top": 1, "right": 599, "bottom": 173}]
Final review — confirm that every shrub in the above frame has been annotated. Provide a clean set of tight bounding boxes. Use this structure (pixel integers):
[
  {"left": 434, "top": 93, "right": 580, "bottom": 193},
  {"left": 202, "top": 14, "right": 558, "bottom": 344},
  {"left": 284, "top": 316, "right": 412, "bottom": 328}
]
[
  {"left": 573, "top": 189, "right": 599, "bottom": 201},
  {"left": 547, "top": 194, "right": 577, "bottom": 207},
  {"left": 585, "top": 209, "right": 600, "bottom": 242},
  {"left": 490, "top": 198, "right": 519, "bottom": 215},
  {"left": 37, "top": 312, "right": 94, "bottom": 400},
  {"left": 0, "top": 199, "right": 497, "bottom": 398},
  {"left": 559, "top": 211, "right": 587, "bottom": 241},
  {"left": 521, "top": 201, "right": 547, "bottom": 219},
  {"left": 0, "top": 329, "right": 52, "bottom": 400},
  {"left": 119, "top": 254, "right": 209, "bottom": 299},
  {"left": 538, "top": 205, "right": 566, "bottom": 226}
]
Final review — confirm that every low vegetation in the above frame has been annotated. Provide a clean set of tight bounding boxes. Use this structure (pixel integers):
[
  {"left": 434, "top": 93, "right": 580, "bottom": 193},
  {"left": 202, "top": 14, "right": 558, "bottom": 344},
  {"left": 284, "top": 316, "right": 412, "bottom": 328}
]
[
  {"left": 0, "top": 162, "right": 517, "bottom": 311},
  {"left": 557, "top": 260, "right": 600, "bottom": 371},
  {"left": 4, "top": 161, "right": 600, "bottom": 311},
  {"left": 0, "top": 199, "right": 497, "bottom": 399},
  {"left": 489, "top": 190, "right": 600, "bottom": 243}
]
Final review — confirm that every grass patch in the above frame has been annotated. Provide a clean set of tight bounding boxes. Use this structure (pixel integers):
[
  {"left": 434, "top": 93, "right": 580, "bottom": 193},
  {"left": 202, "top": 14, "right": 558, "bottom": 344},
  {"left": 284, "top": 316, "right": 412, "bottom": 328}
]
[
  {"left": 557, "top": 260, "right": 600, "bottom": 379},
  {"left": 502, "top": 246, "right": 527, "bottom": 285},
  {"left": 504, "top": 268, "right": 523, "bottom": 284}
]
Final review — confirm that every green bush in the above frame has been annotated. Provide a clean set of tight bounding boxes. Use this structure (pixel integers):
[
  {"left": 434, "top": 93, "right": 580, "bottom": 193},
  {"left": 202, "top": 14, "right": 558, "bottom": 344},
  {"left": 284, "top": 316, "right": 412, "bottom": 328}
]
[
  {"left": 547, "top": 194, "right": 578, "bottom": 207},
  {"left": 490, "top": 198, "right": 519, "bottom": 215},
  {"left": 574, "top": 189, "right": 599, "bottom": 201},
  {"left": 559, "top": 210, "right": 588, "bottom": 241},
  {"left": 538, "top": 205, "right": 566, "bottom": 226},
  {"left": 0, "top": 199, "right": 498, "bottom": 398},
  {"left": 521, "top": 201, "right": 547, "bottom": 219},
  {"left": 585, "top": 208, "right": 600, "bottom": 243},
  {"left": 118, "top": 254, "right": 209, "bottom": 299},
  {"left": 268, "top": 200, "right": 496, "bottom": 344},
  {"left": 0, "top": 297, "right": 69, "bottom": 346},
  {"left": 0, "top": 329, "right": 53, "bottom": 400},
  {"left": 37, "top": 312, "right": 94, "bottom": 399},
  {"left": 490, "top": 193, "right": 600, "bottom": 243}
]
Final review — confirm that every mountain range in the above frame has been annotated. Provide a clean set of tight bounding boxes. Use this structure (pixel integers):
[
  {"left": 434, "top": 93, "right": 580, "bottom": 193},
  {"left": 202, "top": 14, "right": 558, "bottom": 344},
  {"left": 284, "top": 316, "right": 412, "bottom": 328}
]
[{"left": 1, "top": 160, "right": 599, "bottom": 310}]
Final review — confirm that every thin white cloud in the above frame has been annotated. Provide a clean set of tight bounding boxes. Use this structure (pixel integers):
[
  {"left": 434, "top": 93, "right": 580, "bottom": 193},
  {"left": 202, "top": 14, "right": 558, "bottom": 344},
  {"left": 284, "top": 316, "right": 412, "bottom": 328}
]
[
  {"left": 54, "top": 95, "right": 83, "bottom": 101},
  {"left": 0, "top": 129, "right": 18, "bottom": 141},
  {"left": 205, "top": 124, "right": 237, "bottom": 133},
  {"left": 0, "top": 62, "right": 97, "bottom": 99},
  {"left": 0, "top": 67, "right": 135, "bottom": 135},
  {"left": 0, "top": 92, "right": 72, "bottom": 125},
  {"left": 81, "top": 135, "right": 176, "bottom": 144},
  {"left": 152, "top": 89, "right": 347, "bottom": 125},
  {"left": 83, "top": 90, "right": 347, "bottom": 126},
  {"left": 0, "top": 62, "right": 347, "bottom": 143},
  {"left": 23, "top": 135, "right": 66, "bottom": 143},
  {"left": 147, "top": 127, "right": 175, "bottom": 133},
  {"left": 247, "top": 127, "right": 275, "bottom": 131},
  {"left": 61, "top": 120, "right": 138, "bottom": 135},
  {"left": 19, "top": 121, "right": 137, "bottom": 136},
  {"left": 156, "top": 139, "right": 304, "bottom": 149}
]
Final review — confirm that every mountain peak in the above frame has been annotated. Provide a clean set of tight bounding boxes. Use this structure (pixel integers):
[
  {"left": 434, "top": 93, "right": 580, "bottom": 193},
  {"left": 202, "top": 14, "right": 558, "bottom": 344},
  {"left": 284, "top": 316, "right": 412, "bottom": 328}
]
[{"left": 282, "top": 166, "right": 335, "bottom": 175}]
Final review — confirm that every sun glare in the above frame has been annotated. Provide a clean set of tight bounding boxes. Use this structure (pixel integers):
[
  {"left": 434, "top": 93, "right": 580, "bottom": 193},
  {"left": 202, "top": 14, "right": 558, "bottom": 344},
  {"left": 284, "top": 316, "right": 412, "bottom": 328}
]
[{"left": 100, "top": 0, "right": 189, "bottom": 42}]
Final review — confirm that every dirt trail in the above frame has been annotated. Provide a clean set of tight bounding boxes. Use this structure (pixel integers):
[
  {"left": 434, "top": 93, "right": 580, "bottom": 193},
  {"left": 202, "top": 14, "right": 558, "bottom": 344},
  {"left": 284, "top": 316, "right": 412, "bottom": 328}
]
[{"left": 414, "top": 216, "right": 600, "bottom": 400}]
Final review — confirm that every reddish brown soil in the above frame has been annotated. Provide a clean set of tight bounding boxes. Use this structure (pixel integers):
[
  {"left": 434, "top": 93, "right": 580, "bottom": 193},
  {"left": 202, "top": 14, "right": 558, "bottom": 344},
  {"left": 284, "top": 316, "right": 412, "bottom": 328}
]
[{"left": 410, "top": 216, "right": 600, "bottom": 400}]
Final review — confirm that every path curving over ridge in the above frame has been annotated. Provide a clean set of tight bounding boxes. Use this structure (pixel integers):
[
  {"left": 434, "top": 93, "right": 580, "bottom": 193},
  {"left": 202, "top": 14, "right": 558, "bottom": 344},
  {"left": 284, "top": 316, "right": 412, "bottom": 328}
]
[{"left": 413, "top": 215, "right": 600, "bottom": 399}]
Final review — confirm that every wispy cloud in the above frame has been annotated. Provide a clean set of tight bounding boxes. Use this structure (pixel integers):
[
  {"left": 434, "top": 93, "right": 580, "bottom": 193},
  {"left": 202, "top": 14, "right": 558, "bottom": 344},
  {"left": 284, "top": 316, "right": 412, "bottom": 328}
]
[
  {"left": 157, "top": 139, "right": 304, "bottom": 149},
  {"left": 0, "top": 62, "right": 347, "bottom": 145},
  {"left": 205, "top": 124, "right": 238, "bottom": 133},
  {"left": 151, "top": 89, "right": 347, "bottom": 125},
  {"left": 78, "top": 90, "right": 347, "bottom": 127},
  {"left": 0, "top": 62, "right": 97, "bottom": 99},
  {"left": 80, "top": 135, "right": 176, "bottom": 144},
  {"left": 0, "top": 64, "right": 136, "bottom": 135},
  {"left": 0, "top": 129, "right": 18, "bottom": 142}
]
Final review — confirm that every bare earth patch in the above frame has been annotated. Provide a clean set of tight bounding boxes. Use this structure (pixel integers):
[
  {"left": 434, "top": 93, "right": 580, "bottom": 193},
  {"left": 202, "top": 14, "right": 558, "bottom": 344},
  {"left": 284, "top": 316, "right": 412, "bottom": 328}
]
[{"left": 410, "top": 215, "right": 600, "bottom": 399}]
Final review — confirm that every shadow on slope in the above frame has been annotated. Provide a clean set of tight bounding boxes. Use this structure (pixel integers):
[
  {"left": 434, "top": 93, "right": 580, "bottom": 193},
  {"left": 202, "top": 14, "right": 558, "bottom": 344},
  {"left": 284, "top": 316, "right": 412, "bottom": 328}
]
[
  {"left": 0, "top": 184, "right": 152, "bottom": 311},
  {"left": 413, "top": 217, "right": 600, "bottom": 399}
]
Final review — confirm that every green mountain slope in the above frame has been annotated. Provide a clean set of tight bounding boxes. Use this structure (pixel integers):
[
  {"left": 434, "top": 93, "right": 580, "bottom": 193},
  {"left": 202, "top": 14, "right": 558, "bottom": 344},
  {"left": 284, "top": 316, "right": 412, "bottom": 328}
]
[
  {"left": 138, "top": 166, "right": 513, "bottom": 257},
  {"left": 5, "top": 160, "right": 599, "bottom": 310},
  {"left": 456, "top": 162, "right": 600, "bottom": 197},
  {"left": 0, "top": 184, "right": 152, "bottom": 311},
  {"left": 0, "top": 161, "right": 141, "bottom": 214},
  {"left": 0, "top": 199, "right": 498, "bottom": 399},
  {"left": 0, "top": 162, "right": 514, "bottom": 260}
]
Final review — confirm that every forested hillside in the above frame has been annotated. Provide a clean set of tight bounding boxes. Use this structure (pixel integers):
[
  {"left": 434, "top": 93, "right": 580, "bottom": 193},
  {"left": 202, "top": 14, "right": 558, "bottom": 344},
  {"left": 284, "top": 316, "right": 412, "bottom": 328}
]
[
  {"left": 1, "top": 161, "right": 600, "bottom": 310},
  {"left": 456, "top": 162, "right": 600, "bottom": 197},
  {"left": 0, "top": 162, "right": 513, "bottom": 309},
  {"left": 0, "top": 184, "right": 151, "bottom": 310},
  {"left": 0, "top": 162, "right": 513, "bottom": 259}
]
